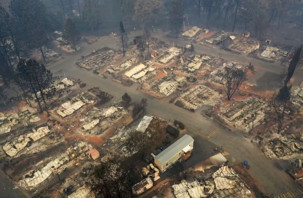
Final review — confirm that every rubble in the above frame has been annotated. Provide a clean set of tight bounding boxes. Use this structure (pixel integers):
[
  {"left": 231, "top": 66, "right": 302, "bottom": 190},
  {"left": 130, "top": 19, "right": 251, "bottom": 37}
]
[
  {"left": 175, "top": 85, "right": 221, "bottom": 111},
  {"left": 108, "top": 57, "right": 137, "bottom": 75},
  {"left": 125, "top": 63, "right": 147, "bottom": 78},
  {"left": 132, "top": 177, "right": 153, "bottom": 195},
  {"left": 172, "top": 180, "right": 210, "bottom": 198},
  {"left": 205, "top": 32, "right": 228, "bottom": 45},
  {"left": 131, "top": 66, "right": 155, "bottom": 81},
  {"left": 18, "top": 142, "right": 92, "bottom": 190},
  {"left": 78, "top": 105, "right": 128, "bottom": 135},
  {"left": 212, "top": 167, "right": 237, "bottom": 190},
  {"left": 68, "top": 186, "right": 91, "bottom": 198},
  {"left": 209, "top": 62, "right": 246, "bottom": 85},
  {"left": 172, "top": 165, "right": 252, "bottom": 198},
  {"left": 54, "top": 37, "right": 77, "bottom": 53},
  {"left": 292, "top": 85, "right": 303, "bottom": 108},
  {"left": 187, "top": 55, "right": 204, "bottom": 72},
  {"left": 217, "top": 98, "right": 268, "bottom": 132},
  {"left": 101, "top": 106, "right": 119, "bottom": 117},
  {"left": 3, "top": 126, "right": 50, "bottom": 157},
  {"left": 265, "top": 137, "right": 303, "bottom": 160},
  {"left": 82, "top": 119, "right": 100, "bottom": 131},
  {"left": 61, "top": 78, "right": 74, "bottom": 86},
  {"left": 0, "top": 109, "right": 35, "bottom": 134},
  {"left": 32, "top": 77, "right": 78, "bottom": 106},
  {"left": 158, "top": 80, "right": 178, "bottom": 96},
  {"left": 42, "top": 47, "right": 61, "bottom": 61},
  {"left": 136, "top": 116, "right": 153, "bottom": 132},
  {"left": 182, "top": 26, "right": 201, "bottom": 38},
  {"left": 227, "top": 36, "right": 260, "bottom": 54},
  {"left": 77, "top": 47, "right": 116, "bottom": 71},
  {"left": 159, "top": 47, "right": 181, "bottom": 64},
  {"left": 259, "top": 46, "right": 288, "bottom": 62},
  {"left": 57, "top": 100, "right": 85, "bottom": 117},
  {"left": 56, "top": 92, "right": 95, "bottom": 118},
  {"left": 29, "top": 116, "right": 41, "bottom": 123},
  {"left": 142, "top": 163, "right": 160, "bottom": 181}
]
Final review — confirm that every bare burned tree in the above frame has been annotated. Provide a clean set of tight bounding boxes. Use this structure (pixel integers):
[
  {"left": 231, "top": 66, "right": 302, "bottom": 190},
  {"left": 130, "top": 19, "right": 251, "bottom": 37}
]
[
  {"left": 121, "top": 92, "right": 131, "bottom": 108},
  {"left": 169, "top": 0, "right": 184, "bottom": 36},
  {"left": 16, "top": 59, "right": 52, "bottom": 113},
  {"left": 132, "top": 98, "right": 147, "bottom": 118},
  {"left": 272, "top": 45, "right": 302, "bottom": 133},
  {"left": 134, "top": 0, "right": 163, "bottom": 37},
  {"left": 271, "top": 86, "right": 291, "bottom": 134},
  {"left": 120, "top": 21, "right": 128, "bottom": 57},
  {"left": 223, "top": 67, "right": 246, "bottom": 100},
  {"left": 284, "top": 46, "right": 302, "bottom": 86},
  {"left": 134, "top": 36, "right": 148, "bottom": 60},
  {"left": 63, "top": 18, "right": 80, "bottom": 50}
]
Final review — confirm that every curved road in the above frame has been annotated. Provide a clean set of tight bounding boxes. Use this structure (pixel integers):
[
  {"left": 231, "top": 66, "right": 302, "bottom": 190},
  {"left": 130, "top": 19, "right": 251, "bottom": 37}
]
[{"left": 47, "top": 33, "right": 302, "bottom": 197}]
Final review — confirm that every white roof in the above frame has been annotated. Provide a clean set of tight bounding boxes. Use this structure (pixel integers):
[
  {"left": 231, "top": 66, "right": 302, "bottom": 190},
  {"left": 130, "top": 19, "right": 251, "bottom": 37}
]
[
  {"left": 182, "top": 145, "right": 193, "bottom": 153},
  {"left": 136, "top": 116, "right": 153, "bottom": 132},
  {"left": 155, "top": 134, "right": 194, "bottom": 165}
]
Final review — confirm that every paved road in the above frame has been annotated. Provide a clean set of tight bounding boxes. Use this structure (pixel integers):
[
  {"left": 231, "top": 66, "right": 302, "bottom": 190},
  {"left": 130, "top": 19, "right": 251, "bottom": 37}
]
[
  {"left": 155, "top": 31, "right": 303, "bottom": 86},
  {"left": 0, "top": 170, "right": 28, "bottom": 198},
  {"left": 47, "top": 34, "right": 302, "bottom": 197}
]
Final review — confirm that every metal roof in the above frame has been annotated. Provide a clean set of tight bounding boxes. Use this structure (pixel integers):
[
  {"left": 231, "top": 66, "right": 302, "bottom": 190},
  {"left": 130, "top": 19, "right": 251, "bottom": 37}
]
[{"left": 155, "top": 134, "right": 194, "bottom": 165}]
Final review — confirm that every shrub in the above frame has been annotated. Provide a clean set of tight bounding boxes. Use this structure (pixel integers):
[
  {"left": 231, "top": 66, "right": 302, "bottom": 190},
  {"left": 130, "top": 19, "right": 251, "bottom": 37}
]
[
  {"left": 166, "top": 125, "right": 179, "bottom": 138},
  {"left": 174, "top": 120, "right": 185, "bottom": 129}
]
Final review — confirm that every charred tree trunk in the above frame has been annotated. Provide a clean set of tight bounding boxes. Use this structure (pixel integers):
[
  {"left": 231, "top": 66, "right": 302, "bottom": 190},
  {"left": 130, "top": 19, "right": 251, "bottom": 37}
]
[
  {"left": 198, "top": 0, "right": 201, "bottom": 20},
  {"left": 232, "top": 1, "right": 239, "bottom": 32},
  {"left": 59, "top": 0, "right": 66, "bottom": 18},
  {"left": 30, "top": 82, "right": 43, "bottom": 112},
  {"left": 40, "top": 47, "right": 46, "bottom": 63},
  {"left": 222, "top": 5, "right": 230, "bottom": 29},
  {"left": 206, "top": 6, "right": 212, "bottom": 28},
  {"left": 34, "top": 73, "right": 49, "bottom": 114}
]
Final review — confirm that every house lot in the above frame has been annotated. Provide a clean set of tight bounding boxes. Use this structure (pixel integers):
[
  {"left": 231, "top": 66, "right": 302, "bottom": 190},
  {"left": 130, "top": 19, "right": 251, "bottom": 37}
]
[
  {"left": 256, "top": 46, "right": 289, "bottom": 62},
  {"left": 172, "top": 166, "right": 253, "bottom": 198},
  {"left": 78, "top": 104, "right": 129, "bottom": 136},
  {"left": 174, "top": 85, "right": 222, "bottom": 112},
  {"left": 0, "top": 80, "right": 124, "bottom": 197},
  {"left": 205, "top": 31, "right": 229, "bottom": 45},
  {"left": 0, "top": 107, "right": 38, "bottom": 135},
  {"left": 182, "top": 26, "right": 202, "bottom": 39},
  {"left": 76, "top": 47, "right": 118, "bottom": 73},
  {"left": 145, "top": 153, "right": 260, "bottom": 198},
  {"left": 226, "top": 36, "right": 260, "bottom": 55},
  {"left": 18, "top": 141, "right": 92, "bottom": 191},
  {"left": 2, "top": 125, "right": 51, "bottom": 158},
  {"left": 208, "top": 61, "right": 247, "bottom": 85},
  {"left": 216, "top": 98, "right": 268, "bottom": 133}
]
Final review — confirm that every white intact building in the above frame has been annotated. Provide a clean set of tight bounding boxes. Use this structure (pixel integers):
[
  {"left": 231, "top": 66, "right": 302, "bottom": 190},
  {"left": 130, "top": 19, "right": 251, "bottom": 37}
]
[{"left": 152, "top": 134, "right": 194, "bottom": 172}]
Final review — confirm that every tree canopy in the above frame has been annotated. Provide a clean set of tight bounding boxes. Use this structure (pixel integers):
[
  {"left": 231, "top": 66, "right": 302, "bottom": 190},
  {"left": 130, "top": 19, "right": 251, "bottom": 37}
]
[
  {"left": 10, "top": 0, "right": 52, "bottom": 52},
  {"left": 16, "top": 59, "right": 52, "bottom": 112},
  {"left": 63, "top": 18, "right": 80, "bottom": 50},
  {"left": 169, "top": 0, "right": 184, "bottom": 36},
  {"left": 223, "top": 67, "right": 246, "bottom": 100},
  {"left": 134, "top": 0, "right": 163, "bottom": 32}
]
